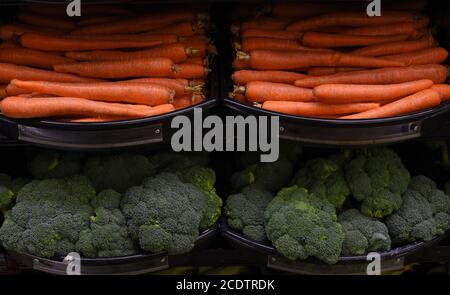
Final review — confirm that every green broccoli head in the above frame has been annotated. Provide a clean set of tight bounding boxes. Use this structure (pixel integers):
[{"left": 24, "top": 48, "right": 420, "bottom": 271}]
[
  {"left": 0, "top": 174, "right": 30, "bottom": 214},
  {"left": 28, "top": 151, "right": 83, "bottom": 180},
  {"left": 345, "top": 148, "right": 410, "bottom": 218},
  {"left": 338, "top": 208, "right": 391, "bottom": 256},
  {"left": 76, "top": 207, "right": 137, "bottom": 257},
  {"left": 225, "top": 184, "right": 274, "bottom": 242},
  {"left": 177, "top": 167, "right": 222, "bottom": 230},
  {"left": 386, "top": 176, "right": 450, "bottom": 243},
  {"left": 90, "top": 189, "right": 122, "bottom": 210},
  {"left": 0, "top": 176, "right": 95, "bottom": 258},
  {"left": 148, "top": 152, "right": 210, "bottom": 173},
  {"left": 120, "top": 172, "right": 208, "bottom": 255},
  {"left": 231, "top": 158, "right": 294, "bottom": 193},
  {"left": 264, "top": 186, "right": 344, "bottom": 264},
  {"left": 292, "top": 155, "right": 350, "bottom": 210},
  {"left": 83, "top": 154, "right": 156, "bottom": 193}
]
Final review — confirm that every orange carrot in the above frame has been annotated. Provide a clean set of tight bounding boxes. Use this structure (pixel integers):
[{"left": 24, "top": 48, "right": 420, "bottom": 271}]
[
  {"left": 295, "top": 65, "right": 448, "bottom": 88},
  {"left": 262, "top": 101, "right": 380, "bottom": 116},
  {"left": 242, "top": 37, "right": 315, "bottom": 52},
  {"left": 185, "top": 56, "right": 204, "bottom": 65},
  {"left": 233, "top": 57, "right": 249, "bottom": 70},
  {"left": 0, "top": 96, "right": 151, "bottom": 119},
  {"left": 0, "top": 63, "right": 100, "bottom": 83},
  {"left": 54, "top": 58, "right": 174, "bottom": 79},
  {"left": 238, "top": 50, "right": 407, "bottom": 71},
  {"left": 340, "top": 89, "right": 442, "bottom": 119},
  {"left": 383, "top": 47, "right": 449, "bottom": 65},
  {"left": 17, "top": 13, "right": 76, "bottom": 31},
  {"left": 173, "top": 96, "right": 194, "bottom": 109},
  {"left": 432, "top": 84, "right": 450, "bottom": 101},
  {"left": 236, "top": 81, "right": 315, "bottom": 103},
  {"left": 71, "top": 11, "right": 196, "bottom": 35},
  {"left": 232, "top": 70, "right": 306, "bottom": 85},
  {"left": 0, "top": 24, "right": 63, "bottom": 40},
  {"left": 0, "top": 83, "right": 7, "bottom": 98},
  {"left": 123, "top": 77, "right": 200, "bottom": 97},
  {"left": 66, "top": 43, "right": 194, "bottom": 63},
  {"left": 67, "top": 33, "right": 178, "bottom": 44},
  {"left": 307, "top": 67, "right": 365, "bottom": 76},
  {"left": 241, "top": 29, "right": 303, "bottom": 40},
  {"left": 20, "top": 33, "right": 162, "bottom": 51},
  {"left": 141, "top": 21, "right": 196, "bottom": 37},
  {"left": 232, "top": 93, "right": 247, "bottom": 103},
  {"left": 286, "top": 12, "right": 419, "bottom": 31},
  {"left": 302, "top": 32, "right": 409, "bottom": 48},
  {"left": 351, "top": 35, "right": 436, "bottom": 56},
  {"left": 344, "top": 22, "right": 417, "bottom": 36},
  {"left": 5, "top": 84, "right": 31, "bottom": 96},
  {"left": 179, "top": 36, "right": 207, "bottom": 57},
  {"left": 313, "top": 79, "right": 434, "bottom": 103},
  {"left": 0, "top": 48, "right": 74, "bottom": 69},
  {"left": 169, "top": 64, "right": 207, "bottom": 79},
  {"left": 11, "top": 80, "right": 174, "bottom": 106},
  {"left": 0, "top": 41, "right": 19, "bottom": 49}
]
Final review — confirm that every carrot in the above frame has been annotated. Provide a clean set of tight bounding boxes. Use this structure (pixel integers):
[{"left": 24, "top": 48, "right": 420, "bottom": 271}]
[
  {"left": 383, "top": 47, "right": 449, "bottom": 65},
  {"left": 67, "top": 33, "right": 178, "bottom": 44},
  {"left": 185, "top": 56, "right": 204, "bottom": 65},
  {"left": 301, "top": 32, "right": 409, "bottom": 48},
  {"left": 235, "top": 81, "right": 315, "bottom": 103},
  {"left": 313, "top": 79, "right": 434, "bottom": 103},
  {"left": 351, "top": 35, "right": 436, "bottom": 56},
  {"left": 241, "top": 37, "right": 315, "bottom": 52},
  {"left": 232, "top": 70, "right": 306, "bottom": 85},
  {"left": 295, "top": 65, "right": 448, "bottom": 88},
  {"left": 232, "top": 93, "right": 247, "bottom": 103},
  {"left": 17, "top": 13, "right": 76, "bottom": 31},
  {"left": 179, "top": 36, "right": 207, "bottom": 57},
  {"left": 241, "top": 29, "right": 303, "bottom": 40},
  {"left": 233, "top": 57, "right": 249, "bottom": 70},
  {"left": 5, "top": 84, "right": 31, "bottom": 96},
  {"left": 0, "top": 63, "right": 100, "bottom": 83},
  {"left": 431, "top": 84, "right": 450, "bottom": 101},
  {"left": 10, "top": 80, "right": 174, "bottom": 106},
  {"left": 123, "top": 77, "right": 201, "bottom": 97},
  {"left": 54, "top": 58, "right": 174, "bottom": 79},
  {"left": 173, "top": 96, "right": 194, "bottom": 109},
  {"left": 0, "top": 96, "right": 150, "bottom": 119},
  {"left": 307, "top": 67, "right": 365, "bottom": 76},
  {"left": 344, "top": 22, "right": 417, "bottom": 37},
  {"left": 169, "top": 64, "right": 207, "bottom": 79},
  {"left": 67, "top": 43, "right": 195, "bottom": 63},
  {"left": 112, "top": 103, "right": 175, "bottom": 116},
  {"left": 240, "top": 18, "right": 292, "bottom": 31},
  {"left": 0, "top": 83, "right": 7, "bottom": 98},
  {"left": 340, "top": 89, "right": 442, "bottom": 119},
  {"left": 0, "top": 41, "right": 19, "bottom": 49},
  {"left": 71, "top": 11, "right": 196, "bottom": 35},
  {"left": 286, "top": 12, "right": 419, "bottom": 31},
  {"left": 262, "top": 101, "right": 380, "bottom": 116},
  {"left": 237, "top": 50, "right": 407, "bottom": 71},
  {"left": 141, "top": 21, "right": 197, "bottom": 37},
  {"left": 20, "top": 33, "right": 163, "bottom": 51},
  {"left": 0, "top": 24, "right": 63, "bottom": 41},
  {"left": 0, "top": 48, "right": 75, "bottom": 69}
]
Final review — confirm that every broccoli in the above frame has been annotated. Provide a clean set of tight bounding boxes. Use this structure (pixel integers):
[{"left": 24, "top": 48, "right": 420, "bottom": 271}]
[
  {"left": 90, "top": 189, "right": 122, "bottom": 209},
  {"left": 225, "top": 184, "right": 274, "bottom": 242},
  {"left": 83, "top": 154, "right": 156, "bottom": 193},
  {"left": 148, "top": 152, "right": 210, "bottom": 173},
  {"left": 338, "top": 209, "right": 391, "bottom": 256},
  {"left": 230, "top": 158, "right": 294, "bottom": 193},
  {"left": 292, "top": 154, "right": 350, "bottom": 210},
  {"left": 28, "top": 151, "right": 83, "bottom": 179},
  {"left": 345, "top": 148, "right": 410, "bottom": 219},
  {"left": 0, "top": 176, "right": 95, "bottom": 258},
  {"left": 264, "top": 186, "right": 344, "bottom": 264},
  {"left": 177, "top": 167, "right": 222, "bottom": 230},
  {"left": 76, "top": 207, "right": 137, "bottom": 257},
  {"left": 0, "top": 174, "right": 30, "bottom": 214},
  {"left": 120, "top": 172, "right": 208, "bottom": 255},
  {"left": 386, "top": 175, "right": 450, "bottom": 243}
]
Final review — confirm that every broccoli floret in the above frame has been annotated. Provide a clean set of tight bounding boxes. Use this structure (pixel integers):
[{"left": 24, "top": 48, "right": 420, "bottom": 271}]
[
  {"left": 231, "top": 158, "right": 294, "bottom": 192},
  {"left": 28, "top": 151, "right": 83, "bottom": 180},
  {"left": 0, "top": 174, "right": 30, "bottom": 214},
  {"left": 225, "top": 184, "right": 274, "bottom": 242},
  {"left": 90, "top": 189, "right": 121, "bottom": 209},
  {"left": 264, "top": 186, "right": 344, "bottom": 264},
  {"left": 148, "top": 152, "right": 210, "bottom": 173},
  {"left": 338, "top": 209, "right": 391, "bottom": 256},
  {"left": 76, "top": 207, "right": 137, "bottom": 257},
  {"left": 177, "top": 167, "right": 222, "bottom": 230},
  {"left": 345, "top": 148, "right": 410, "bottom": 219},
  {"left": 83, "top": 154, "right": 156, "bottom": 193},
  {"left": 120, "top": 172, "right": 208, "bottom": 255},
  {"left": 0, "top": 176, "right": 95, "bottom": 258},
  {"left": 386, "top": 176, "right": 450, "bottom": 243},
  {"left": 292, "top": 155, "right": 350, "bottom": 210}
]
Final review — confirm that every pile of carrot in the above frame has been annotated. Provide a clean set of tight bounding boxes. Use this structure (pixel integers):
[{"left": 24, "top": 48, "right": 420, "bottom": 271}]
[
  {"left": 0, "top": 4, "right": 214, "bottom": 122},
  {"left": 230, "top": 0, "right": 450, "bottom": 119}
]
